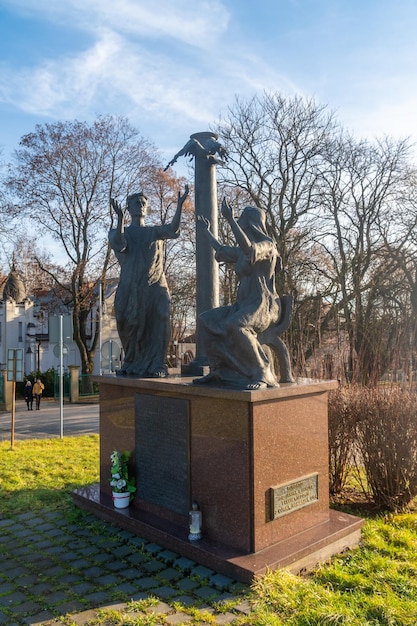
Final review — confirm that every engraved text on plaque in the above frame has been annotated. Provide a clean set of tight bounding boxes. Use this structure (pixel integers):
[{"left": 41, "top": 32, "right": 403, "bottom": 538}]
[{"left": 269, "top": 473, "right": 318, "bottom": 520}]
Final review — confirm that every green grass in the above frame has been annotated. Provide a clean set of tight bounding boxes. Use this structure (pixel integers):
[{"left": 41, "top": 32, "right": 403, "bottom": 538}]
[
  {"left": 1, "top": 436, "right": 417, "bottom": 624},
  {"left": 0, "top": 435, "right": 99, "bottom": 515},
  {"left": 247, "top": 516, "right": 417, "bottom": 624}
]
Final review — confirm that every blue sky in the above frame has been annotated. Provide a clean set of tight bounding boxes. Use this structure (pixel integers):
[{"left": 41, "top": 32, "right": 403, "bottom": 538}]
[{"left": 1, "top": 0, "right": 417, "bottom": 168}]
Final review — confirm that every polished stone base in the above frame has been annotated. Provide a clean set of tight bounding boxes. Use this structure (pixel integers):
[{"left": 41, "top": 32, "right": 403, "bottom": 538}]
[
  {"left": 73, "top": 375, "right": 364, "bottom": 583},
  {"left": 73, "top": 484, "right": 363, "bottom": 583}
]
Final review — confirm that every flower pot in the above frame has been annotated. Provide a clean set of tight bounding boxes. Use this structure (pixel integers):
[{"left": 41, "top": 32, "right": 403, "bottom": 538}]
[{"left": 112, "top": 491, "right": 130, "bottom": 509}]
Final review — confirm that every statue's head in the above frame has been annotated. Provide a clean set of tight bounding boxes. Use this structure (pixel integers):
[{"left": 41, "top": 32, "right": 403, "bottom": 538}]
[
  {"left": 238, "top": 206, "right": 270, "bottom": 242},
  {"left": 127, "top": 192, "right": 148, "bottom": 217}
]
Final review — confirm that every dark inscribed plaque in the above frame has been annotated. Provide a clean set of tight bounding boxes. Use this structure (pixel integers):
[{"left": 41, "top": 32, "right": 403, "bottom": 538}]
[{"left": 135, "top": 394, "right": 190, "bottom": 516}]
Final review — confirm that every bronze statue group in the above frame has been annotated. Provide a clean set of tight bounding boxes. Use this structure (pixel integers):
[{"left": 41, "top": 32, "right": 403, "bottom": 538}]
[{"left": 109, "top": 187, "right": 293, "bottom": 390}]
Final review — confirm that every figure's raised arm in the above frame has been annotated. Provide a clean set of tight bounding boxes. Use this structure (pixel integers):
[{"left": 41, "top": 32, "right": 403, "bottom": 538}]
[
  {"left": 197, "top": 215, "right": 222, "bottom": 252},
  {"left": 111, "top": 198, "right": 123, "bottom": 218},
  {"left": 110, "top": 198, "right": 126, "bottom": 229},
  {"left": 220, "top": 197, "right": 234, "bottom": 223},
  {"left": 170, "top": 184, "right": 190, "bottom": 232},
  {"left": 109, "top": 197, "right": 127, "bottom": 250},
  {"left": 221, "top": 197, "right": 251, "bottom": 255},
  {"left": 178, "top": 184, "right": 189, "bottom": 206}
]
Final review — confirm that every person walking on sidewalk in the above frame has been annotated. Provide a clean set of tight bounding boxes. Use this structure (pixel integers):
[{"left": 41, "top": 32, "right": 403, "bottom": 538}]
[
  {"left": 33, "top": 378, "right": 45, "bottom": 410},
  {"left": 24, "top": 380, "right": 34, "bottom": 410}
]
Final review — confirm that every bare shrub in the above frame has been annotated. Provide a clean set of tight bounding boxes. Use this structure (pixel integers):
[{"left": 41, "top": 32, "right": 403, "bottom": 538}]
[
  {"left": 330, "top": 385, "right": 417, "bottom": 511},
  {"left": 328, "top": 386, "right": 359, "bottom": 495},
  {"left": 353, "top": 386, "right": 417, "bottom": 511}
]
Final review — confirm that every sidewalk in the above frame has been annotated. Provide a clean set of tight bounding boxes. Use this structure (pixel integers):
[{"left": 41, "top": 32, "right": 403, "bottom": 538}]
[
  {"left": 0, "top": 399, "right": 99, "bottom": 442},
  {"left": 0, "top": 509, "right": 250, "bottom": 625},
  {"left": 0, "top": 402, "right": 251, "bottom": 625}
]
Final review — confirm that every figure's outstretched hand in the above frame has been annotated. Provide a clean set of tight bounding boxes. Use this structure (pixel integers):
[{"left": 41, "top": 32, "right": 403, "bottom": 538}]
[
  {"left": 178, "top": 184, "right": 189, "bottom": 205},
  {"left": 111, "top": 198, "right": 124, "bottom": 219},
  {"left": 221, "top": 197, "right": 233, "bottom": 222},
  {"left": 197, "top": 215, "right": 222, "bottom": 252},
  {"left": 197, "top": 215, "right": 211, "bottom": 231}
]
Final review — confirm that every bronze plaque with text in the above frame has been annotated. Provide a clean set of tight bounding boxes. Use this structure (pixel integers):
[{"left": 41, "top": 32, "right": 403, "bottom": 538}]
[
  {"left": 269, "top": 473, "right": 318, "bottom": 520},
  {"left": 135, "top": 394, "right": 190, "bottom": 516}
]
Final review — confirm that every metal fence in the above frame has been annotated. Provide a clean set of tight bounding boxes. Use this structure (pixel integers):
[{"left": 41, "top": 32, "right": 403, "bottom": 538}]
[
  {"left": 79, "top": 374, "right": 99, "bottom": 397},
  {"left": 52, "top": 372, "right": 98, "bottom": 400},
  {"left": 53, "top": 372, "right": 70, "bottom": 399}
]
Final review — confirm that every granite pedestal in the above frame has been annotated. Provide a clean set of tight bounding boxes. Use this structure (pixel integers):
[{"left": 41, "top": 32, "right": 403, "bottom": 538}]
[{"left": 73, "top": 376, "right": 363, "bottom": 583}]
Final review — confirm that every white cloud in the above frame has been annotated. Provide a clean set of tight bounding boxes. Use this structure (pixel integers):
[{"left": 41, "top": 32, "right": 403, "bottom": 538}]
[
  {"left": 3, "top": 0, "right": 417, "bottom": 163},
  {"left": 0, "top": 7, "right": 297, "bottom": 135},
  {"left": 0, "top": 31, "right": 123, "bottom": 116},
  {"left": 0, "top": 1, "right": 238, "bottom": 126},
  {"left": 2, "top": 0, "right": 231, "bottom": 49}
]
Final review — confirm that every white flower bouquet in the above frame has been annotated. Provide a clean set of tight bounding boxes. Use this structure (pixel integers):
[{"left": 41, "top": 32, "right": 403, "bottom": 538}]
[{"left": 109, "top": 450, "right": 136, "bottom": 499}]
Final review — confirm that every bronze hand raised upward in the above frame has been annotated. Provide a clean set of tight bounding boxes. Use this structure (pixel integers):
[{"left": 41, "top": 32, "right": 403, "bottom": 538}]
[{"left": 221, "top": 197, "right": 234, "bottom": 222}]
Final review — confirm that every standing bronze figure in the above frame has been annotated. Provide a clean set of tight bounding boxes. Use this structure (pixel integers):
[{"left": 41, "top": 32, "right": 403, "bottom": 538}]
[{"left": 109, "top": 186, "right": 189, "bottom": 377}]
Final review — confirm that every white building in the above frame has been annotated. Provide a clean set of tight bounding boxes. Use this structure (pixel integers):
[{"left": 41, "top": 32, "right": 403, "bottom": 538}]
[{"left": 0, "top": 263, "right": 122, "bottom": 376}]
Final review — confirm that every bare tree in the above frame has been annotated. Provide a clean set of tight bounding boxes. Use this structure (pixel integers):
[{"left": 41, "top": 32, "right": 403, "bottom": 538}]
[
  {"left": 316, "top": 134, "right": 413, "bottom": 384},
  {"left": 377, "top": 169, "right": 417, "bottom": 377},
  {"left": 5, "top": 115, "right": 161, "bottom": 375}
]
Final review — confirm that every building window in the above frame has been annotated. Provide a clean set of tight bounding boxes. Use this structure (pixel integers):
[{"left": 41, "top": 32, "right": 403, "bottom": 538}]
[{"left": 18, "top": 321, "right": 23, "bottom": 342}]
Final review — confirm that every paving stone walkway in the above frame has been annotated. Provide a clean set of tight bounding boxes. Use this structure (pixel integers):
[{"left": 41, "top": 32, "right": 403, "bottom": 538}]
[{"left": 0, "top": 510, "right": 251, "bottom": 625}]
